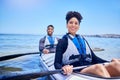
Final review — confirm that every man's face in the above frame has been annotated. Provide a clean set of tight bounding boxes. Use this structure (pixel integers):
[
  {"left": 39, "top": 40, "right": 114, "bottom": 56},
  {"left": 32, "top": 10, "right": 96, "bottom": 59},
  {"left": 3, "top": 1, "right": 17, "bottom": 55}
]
[{"left": 47, "top": 26, "right": 54, "bottom": 36}]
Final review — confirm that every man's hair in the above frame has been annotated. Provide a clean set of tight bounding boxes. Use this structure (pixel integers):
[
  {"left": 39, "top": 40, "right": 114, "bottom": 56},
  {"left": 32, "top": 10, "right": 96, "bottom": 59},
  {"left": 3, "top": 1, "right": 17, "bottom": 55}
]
[
  {"left": 47, "top": 25, "right": 54, "bottom": 29},
  {"left": 66, "top": 11, "right": 83, "bottom": 24}
]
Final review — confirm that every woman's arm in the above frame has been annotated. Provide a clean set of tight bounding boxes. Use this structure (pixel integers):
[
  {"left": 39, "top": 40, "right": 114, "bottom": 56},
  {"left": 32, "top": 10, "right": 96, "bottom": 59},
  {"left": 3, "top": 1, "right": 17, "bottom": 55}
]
[
  {"left": 54, "top": 38, "right": 68, "bottom": 69},
  {"left": 91, "top": 50, "right": 108, "bottom": 64}
]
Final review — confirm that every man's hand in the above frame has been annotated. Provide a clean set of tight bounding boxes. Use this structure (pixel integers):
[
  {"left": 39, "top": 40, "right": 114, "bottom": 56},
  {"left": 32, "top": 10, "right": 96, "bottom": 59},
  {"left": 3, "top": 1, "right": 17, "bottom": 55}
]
[{"left": 43, "top": 49, "right": 50, "bottom": 54}]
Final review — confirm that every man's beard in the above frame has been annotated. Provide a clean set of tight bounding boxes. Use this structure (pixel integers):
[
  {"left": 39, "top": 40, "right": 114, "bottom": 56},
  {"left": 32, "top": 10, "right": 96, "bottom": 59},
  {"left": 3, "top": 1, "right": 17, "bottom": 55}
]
[{"left": 47, "top": 32, "right": 53, "bottom": 36}]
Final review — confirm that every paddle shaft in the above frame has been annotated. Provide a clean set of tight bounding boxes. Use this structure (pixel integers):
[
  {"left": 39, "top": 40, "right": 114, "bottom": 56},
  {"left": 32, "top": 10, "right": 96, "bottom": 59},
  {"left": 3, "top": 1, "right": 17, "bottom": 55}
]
[
  {"left": 0, "top": 52, "right": 40, "bottom": 61},
  {"left": 0, "top": 66, "right": 88, "bottom": 80}
]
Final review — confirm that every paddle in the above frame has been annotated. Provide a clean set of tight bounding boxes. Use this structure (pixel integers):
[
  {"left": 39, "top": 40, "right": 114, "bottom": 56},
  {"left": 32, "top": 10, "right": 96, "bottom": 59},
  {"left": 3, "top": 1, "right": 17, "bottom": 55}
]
[
  {"left": 0, "top": 65, "right": 88, "bottom": 80},
  {"left": 0, "top": 52, "right": 40, "bottom": 61}
]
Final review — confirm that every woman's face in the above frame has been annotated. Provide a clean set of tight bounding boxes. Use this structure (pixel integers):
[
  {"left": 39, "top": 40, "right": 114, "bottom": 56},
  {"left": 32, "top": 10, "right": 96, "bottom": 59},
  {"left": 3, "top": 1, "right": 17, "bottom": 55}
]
[{"left": 67, "top": 17, "right": 80, "bottom": 36}]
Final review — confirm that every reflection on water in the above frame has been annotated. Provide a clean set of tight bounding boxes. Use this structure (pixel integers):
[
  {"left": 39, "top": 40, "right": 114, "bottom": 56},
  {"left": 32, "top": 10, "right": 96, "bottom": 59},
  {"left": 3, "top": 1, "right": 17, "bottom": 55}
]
[
  {"left": 0, "top": 66, "right": 22, "bottom": 75},
  {"left": 0, "top": 54, "right": 41, "bottom": 73},
  {"left": 0, "top": 54, "right": 47, "bottom": 79},
  {"left": 0, "top": 66, "right": 22, "bottom": 71}
]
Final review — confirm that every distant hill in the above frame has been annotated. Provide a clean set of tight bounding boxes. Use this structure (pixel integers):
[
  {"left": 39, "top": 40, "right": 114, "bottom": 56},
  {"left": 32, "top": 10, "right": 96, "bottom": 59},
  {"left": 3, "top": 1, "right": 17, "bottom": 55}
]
[{"left": 83, "top": 34, "right": 120, "bottom": 38}]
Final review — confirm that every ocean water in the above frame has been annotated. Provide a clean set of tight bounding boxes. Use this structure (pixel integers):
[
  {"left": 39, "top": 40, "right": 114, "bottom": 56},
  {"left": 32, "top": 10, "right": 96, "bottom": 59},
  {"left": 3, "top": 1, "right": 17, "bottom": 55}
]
[
  {"left": 0, "top": 34, "right": 120, "bottom": 79},
  {"left": 0, "top": 34, "right": 40, "bottom": 56},
  {"left": 86, "top": 37, "right": 120, "bottom": 60}
]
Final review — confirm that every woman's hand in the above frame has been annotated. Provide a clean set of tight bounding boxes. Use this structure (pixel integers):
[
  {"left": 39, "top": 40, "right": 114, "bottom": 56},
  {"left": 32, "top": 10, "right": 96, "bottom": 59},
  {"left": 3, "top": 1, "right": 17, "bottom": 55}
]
[{"left": 62, "top": 65, "right": 73, "bottom": 75}]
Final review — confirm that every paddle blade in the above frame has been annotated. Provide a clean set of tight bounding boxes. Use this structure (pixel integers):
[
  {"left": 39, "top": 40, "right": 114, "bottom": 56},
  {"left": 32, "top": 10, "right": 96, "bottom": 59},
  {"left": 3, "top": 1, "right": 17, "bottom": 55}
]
[{"left": 0, "top": 52, "right": 39, "bottom": 61}]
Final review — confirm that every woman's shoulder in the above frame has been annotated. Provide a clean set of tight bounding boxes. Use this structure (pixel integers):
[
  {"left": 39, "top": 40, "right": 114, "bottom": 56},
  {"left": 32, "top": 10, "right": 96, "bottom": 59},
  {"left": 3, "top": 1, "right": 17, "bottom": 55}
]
[
  {"left": 61, "top": 34, "right": 68, "bottom": 40},
  {"left": 56, "top": 35, "right": 68, "bottom": 53},
  {"left": 57, "top": 34, "right": 68, "bottom": 44}
]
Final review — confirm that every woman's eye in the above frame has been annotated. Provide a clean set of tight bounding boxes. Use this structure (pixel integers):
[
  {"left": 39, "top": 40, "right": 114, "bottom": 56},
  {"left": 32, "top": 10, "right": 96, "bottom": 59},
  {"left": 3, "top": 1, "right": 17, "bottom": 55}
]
[
  {"left": 75, "top": 22, "right": 78, "bottom": 25},
  {"left": 69, "top": 21, "right": 73, "bottom": 24}
]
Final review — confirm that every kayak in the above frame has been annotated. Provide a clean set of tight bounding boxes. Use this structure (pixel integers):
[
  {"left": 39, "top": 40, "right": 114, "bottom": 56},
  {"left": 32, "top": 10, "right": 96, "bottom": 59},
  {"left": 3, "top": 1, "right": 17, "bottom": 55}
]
[
  {"left": 0, "top": 52, "right": 120, "bottom": 80},
  {"left": 40, "top": 53, "right": 67, "bottom": 80},
  {"left": 40, "top": 53, "right": 120, "bottom": 80}
]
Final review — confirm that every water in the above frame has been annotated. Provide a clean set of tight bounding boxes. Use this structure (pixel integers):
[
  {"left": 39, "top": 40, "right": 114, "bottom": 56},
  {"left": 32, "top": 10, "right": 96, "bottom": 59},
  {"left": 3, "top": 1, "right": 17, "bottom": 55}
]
[
  {"left": 0, "top": 34, "right": 120, "bottom": 79},
  {"left": 86, "top": 37, "right": 120, "bottom": 60},
  {"left": 0, "top": 34, "right": 40, "bottom": 56},
  {"left": 0, "top": 34, "right": 45, "bottom": 79}
]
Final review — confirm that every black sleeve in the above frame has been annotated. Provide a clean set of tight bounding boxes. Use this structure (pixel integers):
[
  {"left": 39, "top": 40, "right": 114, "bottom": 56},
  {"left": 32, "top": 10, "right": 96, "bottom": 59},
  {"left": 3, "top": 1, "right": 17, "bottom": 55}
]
[
  {"left": 54, "top": 38, "right": 68, "bottom": 69},
  {"left": 39, "top": 39, "right": 44, "bottom": 52},
  {"left": 39, "top": 37, "right": 45, "bottom": 52},
  {"left": 91, "top": 50, "right": 108, "bottom": 64},
  {"left": 82, "top": 36, "right": 108, "bottom": 64}
]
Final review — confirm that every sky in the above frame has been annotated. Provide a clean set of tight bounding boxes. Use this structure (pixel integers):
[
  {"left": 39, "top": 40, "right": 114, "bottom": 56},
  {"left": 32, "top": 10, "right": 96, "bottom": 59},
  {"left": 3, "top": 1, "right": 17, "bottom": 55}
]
[{"left": 0, "top": 0, "right": 120, "bottom": 35}]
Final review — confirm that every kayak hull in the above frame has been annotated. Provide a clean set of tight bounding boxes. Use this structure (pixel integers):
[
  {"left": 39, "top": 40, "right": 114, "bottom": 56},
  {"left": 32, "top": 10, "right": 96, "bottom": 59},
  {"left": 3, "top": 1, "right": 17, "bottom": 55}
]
[{"left": 40, "top": 53, "right": 120, "bottom": 80}]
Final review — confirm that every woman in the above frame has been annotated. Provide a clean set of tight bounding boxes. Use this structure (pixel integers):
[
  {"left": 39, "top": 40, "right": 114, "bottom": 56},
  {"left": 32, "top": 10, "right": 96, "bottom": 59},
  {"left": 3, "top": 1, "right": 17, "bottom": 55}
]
[{"left": 54, "top": 11, "right": 120, "bottom": 77}]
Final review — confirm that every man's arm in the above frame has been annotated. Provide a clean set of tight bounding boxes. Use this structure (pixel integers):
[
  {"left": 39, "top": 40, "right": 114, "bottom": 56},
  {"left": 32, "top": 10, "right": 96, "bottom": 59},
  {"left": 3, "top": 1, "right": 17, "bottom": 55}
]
[{"left": 39, "top": 37, "right": 45, "bottom": 52}]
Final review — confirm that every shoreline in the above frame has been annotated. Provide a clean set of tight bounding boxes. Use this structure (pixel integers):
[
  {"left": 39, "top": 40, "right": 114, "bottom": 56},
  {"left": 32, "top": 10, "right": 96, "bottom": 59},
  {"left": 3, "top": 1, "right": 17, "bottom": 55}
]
[
  {"left": 0, "top": 33, "right": 120, "bottom": 38},
  {"left": 83, "top": 34, "right": 120, "bottom": 38}
]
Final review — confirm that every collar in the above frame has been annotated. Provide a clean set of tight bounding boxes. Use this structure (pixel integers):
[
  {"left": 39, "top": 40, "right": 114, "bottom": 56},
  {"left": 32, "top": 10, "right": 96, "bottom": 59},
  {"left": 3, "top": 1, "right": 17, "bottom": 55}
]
[{"left": 69, "top": 34, "right": 75, "bottom": 39}]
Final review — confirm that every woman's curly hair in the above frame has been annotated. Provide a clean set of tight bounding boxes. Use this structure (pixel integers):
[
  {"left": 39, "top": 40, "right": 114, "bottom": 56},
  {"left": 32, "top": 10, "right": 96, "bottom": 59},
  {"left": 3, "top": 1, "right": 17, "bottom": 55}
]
[{"left": 66, "top": 11, "right": 83, "bottom": 24}]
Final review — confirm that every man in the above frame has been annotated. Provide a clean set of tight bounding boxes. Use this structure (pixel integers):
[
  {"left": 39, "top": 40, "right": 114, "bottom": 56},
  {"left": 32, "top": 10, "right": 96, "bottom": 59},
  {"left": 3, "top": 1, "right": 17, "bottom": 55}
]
[{"left": 39, "top": 25, "right": 59, "bottom": 54}]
